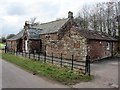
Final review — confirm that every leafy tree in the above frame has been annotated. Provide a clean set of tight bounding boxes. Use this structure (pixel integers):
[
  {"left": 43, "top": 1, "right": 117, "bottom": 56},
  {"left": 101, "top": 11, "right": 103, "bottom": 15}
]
[
  {"left": 0, "top": 37, "right": 6, "bottom": 43},
  {"left": 6, "top": 34, "right": 15, "bottom": 39}
]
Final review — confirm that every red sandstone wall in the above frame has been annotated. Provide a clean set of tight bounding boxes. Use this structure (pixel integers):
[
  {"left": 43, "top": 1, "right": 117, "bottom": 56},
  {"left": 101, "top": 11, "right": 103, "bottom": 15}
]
[
  {"left": 87, "top": 40, "right": 117, "bottom": 61},
  {"left": 40, "top": 29, "right": 87, "bottom": 61}
]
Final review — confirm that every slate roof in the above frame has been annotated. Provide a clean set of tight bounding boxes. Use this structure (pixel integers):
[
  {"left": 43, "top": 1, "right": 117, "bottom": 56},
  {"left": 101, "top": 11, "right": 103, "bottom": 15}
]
[
  {"left": 74, "top": 27, "right": 118, "bottom": 41},
  {"left": 7, "top": 18, "right": 69, "bottom": 40},
  {"left": 7, "top": 18, "right": 117, "bottom": 42},
  {"left": 7, "top": 30, "right": 24, "bottom": 41},
  {"left": 32, "top": 18, "right": 69, "bottom": 34}
]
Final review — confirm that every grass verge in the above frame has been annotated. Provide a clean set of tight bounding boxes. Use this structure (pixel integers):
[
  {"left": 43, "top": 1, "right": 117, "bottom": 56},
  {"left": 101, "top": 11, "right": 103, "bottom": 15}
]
[
  {"left": 2, "top": 52, "right": 93, "bottom": 85},
  {"left": 0, "top": 43, "right": 5, "bottom": 49}
]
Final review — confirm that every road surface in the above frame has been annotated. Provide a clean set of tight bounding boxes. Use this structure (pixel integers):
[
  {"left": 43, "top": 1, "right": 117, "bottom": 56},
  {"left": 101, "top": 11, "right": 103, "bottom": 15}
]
[
  {"left": 1, "top": 54, "right": 119, "bottom": 88},
  {"left": 0, "top": 57, "right": 2, "bottom": 89},
  {"left": 2, "top": 59, "right": 69, "bottom": 88},
  {"left": 73, "top": 57, "right": 119, "bottom": 88}
]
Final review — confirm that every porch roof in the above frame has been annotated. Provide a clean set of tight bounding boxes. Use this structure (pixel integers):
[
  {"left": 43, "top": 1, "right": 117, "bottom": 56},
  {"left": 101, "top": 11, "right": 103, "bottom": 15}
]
[{"left": 7, "top": 30, "right": 24, "bottom": 41}]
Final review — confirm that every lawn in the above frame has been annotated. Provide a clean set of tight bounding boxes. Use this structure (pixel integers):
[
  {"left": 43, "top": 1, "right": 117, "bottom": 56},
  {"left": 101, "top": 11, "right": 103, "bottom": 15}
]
[
  {"left": 0, "top": 43, "right": 5, "bottom": 49},
  {"left": 2, "top": 52, "right": 93, "bottom": 85}
]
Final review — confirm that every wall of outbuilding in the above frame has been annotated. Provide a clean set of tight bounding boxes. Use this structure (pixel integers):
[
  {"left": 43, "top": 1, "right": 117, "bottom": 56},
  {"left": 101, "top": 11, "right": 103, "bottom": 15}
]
[
  {"left": 87, "top": 40, "right": 118, "bottom": 61},
  {"left": 6, "top": 40, "right": 17, "bottom": 51},
  {"left": 29, "top": 40, "right": 41, "bottom": 53},
  {"left": 40, "top": 28, "right": 87, "bottom": 61}
]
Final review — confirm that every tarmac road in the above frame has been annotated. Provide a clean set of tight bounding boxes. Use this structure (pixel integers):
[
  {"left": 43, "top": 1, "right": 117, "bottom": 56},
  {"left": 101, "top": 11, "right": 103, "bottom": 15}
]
[
  {"left": 2, "top": 59, "right": 69, "bottom": 88},
  {"left": 1, "top": 54, "right": 119, "bottom": 88},
  {"left": 73, "top": 57, "right": 119, "bottom": 88}
]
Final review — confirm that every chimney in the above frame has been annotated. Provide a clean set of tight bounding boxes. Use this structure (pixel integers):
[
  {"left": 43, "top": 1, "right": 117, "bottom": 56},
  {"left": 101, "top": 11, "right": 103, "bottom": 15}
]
[
  {"left": 25, "top": 21, "right": 29, "bottom": 26},
  {"left": 68, "top": 11, "right": 73, "bottom": 19},
  {"left": 24, "top": 21, "right": 30, "bottom": 29}
]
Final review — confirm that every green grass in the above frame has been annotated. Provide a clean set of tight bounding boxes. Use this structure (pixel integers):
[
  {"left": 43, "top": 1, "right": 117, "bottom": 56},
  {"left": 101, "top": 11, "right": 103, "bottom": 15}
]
[
  {"left": 0, "top": 43, "right": 5, "bottom": 49},
  {"left": 2, "top": 52, "right": 93, "bottom": 85}
]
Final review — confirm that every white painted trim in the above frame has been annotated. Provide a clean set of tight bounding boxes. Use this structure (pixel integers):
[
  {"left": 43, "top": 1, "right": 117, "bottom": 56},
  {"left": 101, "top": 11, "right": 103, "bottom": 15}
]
[{"left": 25, "top": 40, "right": 28, "bottom": 52}]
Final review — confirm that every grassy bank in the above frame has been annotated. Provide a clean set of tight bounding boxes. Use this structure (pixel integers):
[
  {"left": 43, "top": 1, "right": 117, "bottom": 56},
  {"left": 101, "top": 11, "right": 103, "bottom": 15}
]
[
  {"left": 0, "top": 43, "right": 5, "bottom": 49},
  {"left": 2, "top": 53, "right": 92, "bottom": 85}
]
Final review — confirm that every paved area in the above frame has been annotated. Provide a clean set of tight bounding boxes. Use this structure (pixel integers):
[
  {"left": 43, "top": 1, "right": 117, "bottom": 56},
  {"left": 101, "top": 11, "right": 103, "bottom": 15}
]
[
  {"left": 73, "top": 57, "right": 119, "bottom": 88},
  {"left": 2, "top": 59, "right": 69, "bottom": 88}
]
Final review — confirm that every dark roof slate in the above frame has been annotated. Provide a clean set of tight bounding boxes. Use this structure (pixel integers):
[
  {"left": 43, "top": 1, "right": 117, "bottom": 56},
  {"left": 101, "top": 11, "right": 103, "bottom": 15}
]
[
  {"left": 32, "top": 18, "right": 69, "bottom": 34},
  {"left": 28, "top": 29, "right": 41, "bottom": 39},
  {"left": 74, "top": 27, "right": 117, "bottom": 41},
  {"left": 7, "top": 18, "right": 117, "bottom": 42},
  {"left": 7, "top": 18, "right": 69, "bottom": 40},
  {"left": 7, "top": 30, "right": 24, "bottom": 40}
]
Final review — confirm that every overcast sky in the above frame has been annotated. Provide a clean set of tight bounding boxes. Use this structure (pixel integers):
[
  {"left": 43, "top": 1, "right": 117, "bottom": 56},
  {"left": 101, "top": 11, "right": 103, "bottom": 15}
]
[{"left": 0, "top": 0, "right": 111, "bottom": 37}]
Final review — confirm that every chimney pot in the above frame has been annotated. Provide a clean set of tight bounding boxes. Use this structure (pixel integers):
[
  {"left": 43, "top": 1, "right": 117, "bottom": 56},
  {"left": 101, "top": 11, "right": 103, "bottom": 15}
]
[{"left": 68, "top": 11, "right": 73, "bottom": 19}]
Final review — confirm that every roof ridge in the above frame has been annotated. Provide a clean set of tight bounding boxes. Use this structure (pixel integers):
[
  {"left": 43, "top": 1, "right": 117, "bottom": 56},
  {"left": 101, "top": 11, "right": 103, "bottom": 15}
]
[
  {"left": 39, "top": 18, "right": 68, "bottom": 25},
  {"left": 75, "top": 27, "right": 113, "bottom": 37},
  {"left": 74, "top": 26, "right": 117, "bottom": 41}
]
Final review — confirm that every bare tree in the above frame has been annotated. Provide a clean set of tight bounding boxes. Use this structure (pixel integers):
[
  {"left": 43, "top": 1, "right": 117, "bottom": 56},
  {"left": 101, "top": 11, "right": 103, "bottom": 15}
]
[
  {"left": 30, "top": 17, "right": 37, "bottom": 25},
  {"left": 75, "top": 1, "right": 119, "bottom": 38},
  {"left": 117, "top": 1, "right": 120, "bottom": 52},
  {"left": 79, "top": 5, "right": 90, "bottom": 30}
]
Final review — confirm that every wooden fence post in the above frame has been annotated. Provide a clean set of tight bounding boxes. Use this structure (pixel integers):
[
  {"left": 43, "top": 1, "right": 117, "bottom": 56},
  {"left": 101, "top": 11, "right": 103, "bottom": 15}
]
[
  {"left": 5, "top": 46, "right": 7, "bottom": 53},
  {"left": 52, "top": 52, "right": 53, "bottom": 64},
  {"left": 29, "top": 52, "right": 30, "bottom": 59},
  {"left": 14, "top": 50, "right": 15, "bottom": 55},
  {"left": 25, "top": 52, "right": 26, "bottom": 57},
  {"left": 22, "top": 51, "right": 23, "bottom": 56},
  {"left": 33, "top": 52, "right": 35, "bottom": 60},
  {"left": 44, "top": 52, "right": 46, "bottom": 63},
  {"left": 60, "top": 53, "right": 62, "bottom": 67},
  {"left": 16, "top": 50, "right": 17, "bottom": 55},
  {"left": 88, "top": 56, "right": 91, "bottom": 76},
  {"left": 71, "top": 55, "right": 74, "bottom": 70},
  {"left": 18, "top": 50, "right": 20, "bottom": 55},
  {"left": 38, "top": 52, "right": 40, "bottom": 61},
  {"left": 85, "top": 55, "right": 88, "bottom": 75},
  {"left": 85, "top": 55, "right": 91, "bottom": 76}
]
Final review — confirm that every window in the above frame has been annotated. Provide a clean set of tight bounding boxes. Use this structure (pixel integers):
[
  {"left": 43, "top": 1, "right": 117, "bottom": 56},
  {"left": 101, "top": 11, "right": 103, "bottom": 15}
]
[
  {"left": 106, "top": 42, "right": 110, "bottom": 50},
  {"left": 74, "top": 41, "right": 80, "bottom": 48},
  {"left": 100, "top": 41, "right": 102, "bottom": 45},
  {"left": 45, "top": 35, "right": 50, "bottom": 38}
]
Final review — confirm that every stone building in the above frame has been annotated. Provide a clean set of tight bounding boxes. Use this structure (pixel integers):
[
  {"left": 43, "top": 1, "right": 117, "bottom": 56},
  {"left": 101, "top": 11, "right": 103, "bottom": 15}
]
[
  {"left": 40, "top": 26, "right": 118, "bottom": 61},
  {"left": 7, "top": 30, "right": 24, "bottom": 52},
  {"left": 7, "top": 11, "right": 118, "bottom": 61},
  {"left": 7, "top": 25, "right": 41, "bottom": 53}
]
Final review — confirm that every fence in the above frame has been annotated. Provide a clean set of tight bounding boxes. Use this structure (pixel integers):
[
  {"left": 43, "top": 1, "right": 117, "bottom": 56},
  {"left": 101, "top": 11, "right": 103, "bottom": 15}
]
[{"left": 5, "top": 50, "right": 91, "bottom": 76}]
